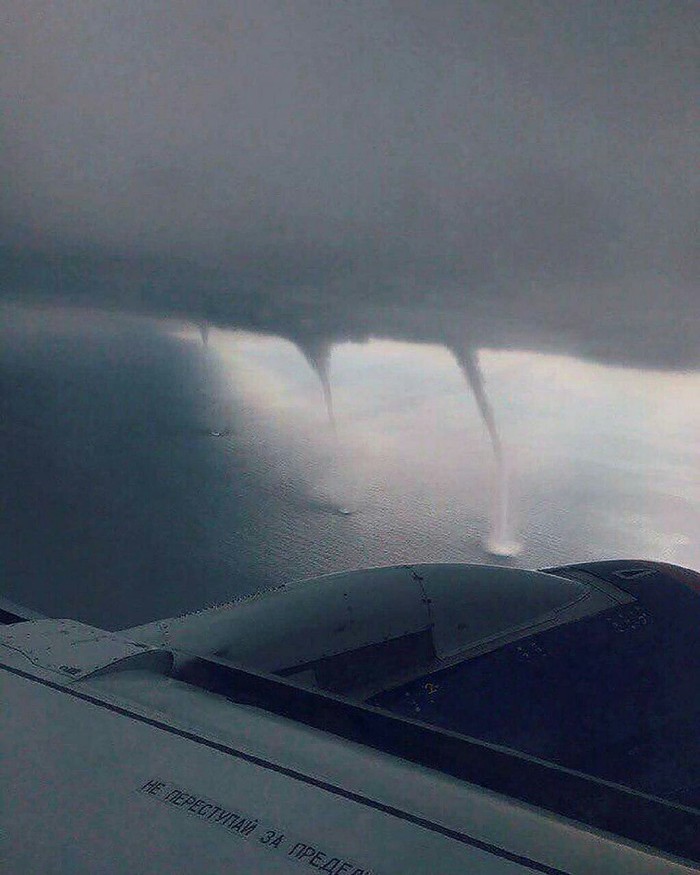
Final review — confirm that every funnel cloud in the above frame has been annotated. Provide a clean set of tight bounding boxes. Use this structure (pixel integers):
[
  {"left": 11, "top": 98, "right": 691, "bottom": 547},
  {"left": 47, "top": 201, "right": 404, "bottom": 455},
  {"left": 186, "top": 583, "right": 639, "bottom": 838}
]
[{"left": 295, "top": 336, "right": 336, "bottom": 435}]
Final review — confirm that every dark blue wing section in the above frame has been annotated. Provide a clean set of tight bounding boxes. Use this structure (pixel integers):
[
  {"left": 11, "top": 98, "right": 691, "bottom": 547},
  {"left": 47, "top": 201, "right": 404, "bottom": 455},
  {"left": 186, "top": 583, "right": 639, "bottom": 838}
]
[{"left": 371, "top": 561, "right": 700, "bottom": 808}]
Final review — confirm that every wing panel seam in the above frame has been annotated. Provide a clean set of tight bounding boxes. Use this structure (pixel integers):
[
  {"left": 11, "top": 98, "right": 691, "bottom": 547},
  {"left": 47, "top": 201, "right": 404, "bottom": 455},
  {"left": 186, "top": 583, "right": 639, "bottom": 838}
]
[{"left": 1, "top": 660, "right": 569, "bottom": 874}]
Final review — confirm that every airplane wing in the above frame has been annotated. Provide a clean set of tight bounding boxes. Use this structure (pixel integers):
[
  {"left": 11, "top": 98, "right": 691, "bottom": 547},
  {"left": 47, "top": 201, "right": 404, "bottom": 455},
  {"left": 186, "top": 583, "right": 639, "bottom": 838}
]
[{"left": 2, "top": 560, "right": 699, "bottom": 873}]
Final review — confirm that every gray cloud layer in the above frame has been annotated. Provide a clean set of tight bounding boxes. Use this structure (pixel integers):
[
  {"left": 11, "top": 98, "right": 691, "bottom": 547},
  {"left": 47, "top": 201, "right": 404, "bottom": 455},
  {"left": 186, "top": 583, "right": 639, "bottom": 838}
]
[{"left": 2, "top": 2, "right": 698, "bottom": 367}]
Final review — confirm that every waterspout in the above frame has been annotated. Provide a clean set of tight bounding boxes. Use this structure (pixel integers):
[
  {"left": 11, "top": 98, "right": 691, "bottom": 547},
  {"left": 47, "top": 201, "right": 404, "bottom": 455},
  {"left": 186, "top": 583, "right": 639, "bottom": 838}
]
[
  {"left": 451, "top": 346, "right": 521, "bottom": 557},
  {"left": 295, "top": 337, "right": 336, "bottom": 435}
]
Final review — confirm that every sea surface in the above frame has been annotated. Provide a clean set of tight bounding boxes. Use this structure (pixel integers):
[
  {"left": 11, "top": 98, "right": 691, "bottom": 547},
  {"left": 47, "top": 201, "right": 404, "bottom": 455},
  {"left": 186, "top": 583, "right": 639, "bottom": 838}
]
[{"left": 2, "top": 302, "right": 698, "bottom": 629}]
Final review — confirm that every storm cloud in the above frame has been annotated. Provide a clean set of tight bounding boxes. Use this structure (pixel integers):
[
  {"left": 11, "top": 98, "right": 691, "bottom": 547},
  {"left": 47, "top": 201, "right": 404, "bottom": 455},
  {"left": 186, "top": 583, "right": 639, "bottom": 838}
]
[{"left": 2, "top": 1, "right": 698, "bottom": 368}]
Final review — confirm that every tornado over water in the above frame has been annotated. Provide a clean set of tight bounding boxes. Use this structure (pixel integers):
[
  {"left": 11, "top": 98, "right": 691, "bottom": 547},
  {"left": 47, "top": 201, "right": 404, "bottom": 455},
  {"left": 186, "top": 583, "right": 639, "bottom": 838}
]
[
  {"left": 295, "top": 335, "right": 355, "bottom": 515},
  {"left": 296, "top": 337, "right": 336, "bottom": 436},
  {"left": 451, "top": 346, "right": 521, "bottom": 557}
]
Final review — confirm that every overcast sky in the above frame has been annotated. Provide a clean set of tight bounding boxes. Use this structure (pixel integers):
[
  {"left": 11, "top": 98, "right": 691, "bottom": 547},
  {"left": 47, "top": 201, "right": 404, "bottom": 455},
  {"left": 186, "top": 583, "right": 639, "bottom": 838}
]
[{"left": 1, "top": 2, "right": 698, "bottom": 362}]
